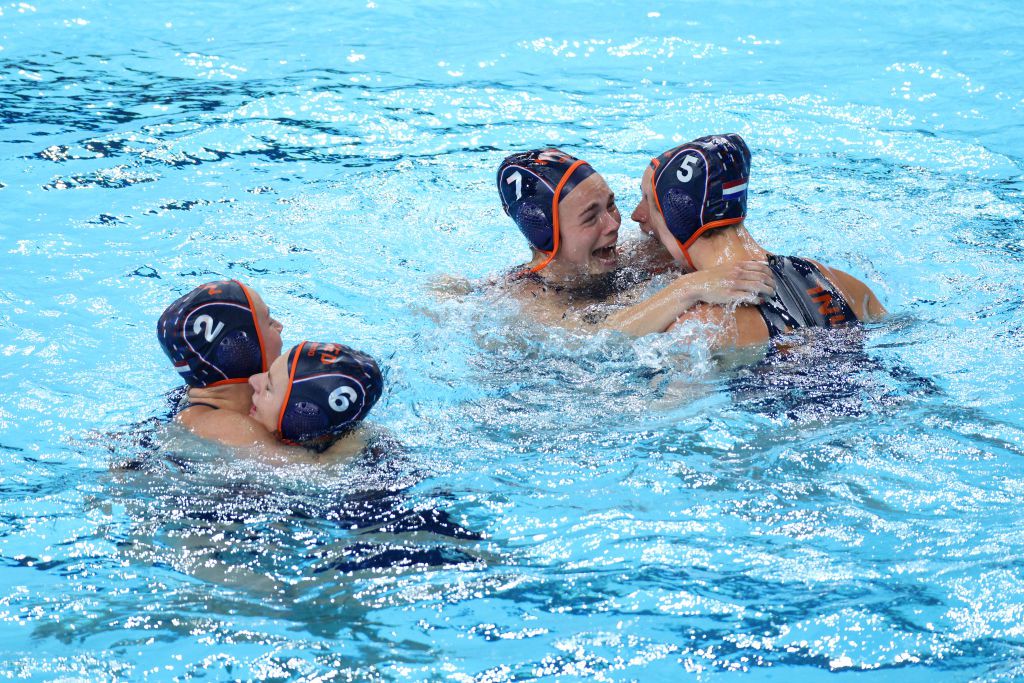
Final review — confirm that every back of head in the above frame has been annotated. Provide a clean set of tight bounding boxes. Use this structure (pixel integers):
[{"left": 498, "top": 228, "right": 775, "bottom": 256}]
[
  {"left": 277, "top": 341, "right": 383, "bottom": 447},
  {"left": 157, "top": 280, "right": 267, "bottom": 387},
  {"left": 649, "top": 133, "right": 751, "bottom": 268},
  {"left": 497, "top": 148, "right": 595, "bottom": 273}
]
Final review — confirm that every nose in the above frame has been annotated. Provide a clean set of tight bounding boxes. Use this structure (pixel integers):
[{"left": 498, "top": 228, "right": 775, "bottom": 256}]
[
  {"left": 631, "top": 199, "right": 646, "bottom": 225},
  {"left": 271, "top": 318, "right": 283, "bottom": 332},
  {"left": 603, "top": 203, "right": 621, "bottom": 232},
  {"left": 249, "top": 372, "right": 265, "bottom": 392}
]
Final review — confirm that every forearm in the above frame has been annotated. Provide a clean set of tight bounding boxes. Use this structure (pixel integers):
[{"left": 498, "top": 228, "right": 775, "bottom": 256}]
[
  {"left": 598, "top": 260, "right": 776, "bottom": 337},
  {"left": 599, "top": 274, "right": 704, "bottom": 336},
  {"left": 180, "top": 410, "right": 286, "bottom": 450}
]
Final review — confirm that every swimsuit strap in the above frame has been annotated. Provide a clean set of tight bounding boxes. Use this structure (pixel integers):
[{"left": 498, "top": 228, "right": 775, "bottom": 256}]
[
  {"left": 756, "top": 254, "right": 858, "bottom": 338},
  {"left": 180, "top": 401, "right": 220, "bottom": 411}
]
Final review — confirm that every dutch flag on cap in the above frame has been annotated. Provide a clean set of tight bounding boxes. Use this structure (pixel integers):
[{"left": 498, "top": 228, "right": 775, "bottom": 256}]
[{"left": 722, "top": 177, "right": 747, "bottom": 198}]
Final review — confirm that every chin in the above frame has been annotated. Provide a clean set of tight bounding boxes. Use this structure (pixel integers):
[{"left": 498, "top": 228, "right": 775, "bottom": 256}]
[{"left": 589, "top": 258, "right": 618, "bottom": 275}]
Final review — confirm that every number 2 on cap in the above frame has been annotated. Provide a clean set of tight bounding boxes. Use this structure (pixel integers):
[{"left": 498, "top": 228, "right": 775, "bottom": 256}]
[
  {"left": 193, "top": 314, "right": 224, "bottom": 343},
  {"left": 676, "top": 155, "right": 699, "bottom": 183},
  {"left": 506, "top": 170, "right": 523, "bottom": 200}
]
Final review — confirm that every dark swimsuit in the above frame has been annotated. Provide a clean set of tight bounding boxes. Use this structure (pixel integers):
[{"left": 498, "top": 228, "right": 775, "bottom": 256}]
[
  {"left": 183, "top": 402, "right": 218, "bottom": 411},
  {"left": 756, "top": 254, "right": 858, "bottom": 337},
  {"left": 166, "top": 386, "right": 219, "bottom": 418}
]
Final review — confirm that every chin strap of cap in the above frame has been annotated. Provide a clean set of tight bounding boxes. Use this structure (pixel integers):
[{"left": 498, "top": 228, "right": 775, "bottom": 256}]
[
  {"left": 275, "top": 342, "right": 303, "bottom": 443},
  {"left": 524, "top": 159, "right": 589, "bottom": 275},
  {"left": 648, "top": 158, "right": 697, "bottom": 271}
]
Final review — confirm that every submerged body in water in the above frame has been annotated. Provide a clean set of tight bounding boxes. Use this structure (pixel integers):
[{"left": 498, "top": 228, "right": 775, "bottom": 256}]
[{"left": 99, "top": 410, "right": 487, "bottom": 610}]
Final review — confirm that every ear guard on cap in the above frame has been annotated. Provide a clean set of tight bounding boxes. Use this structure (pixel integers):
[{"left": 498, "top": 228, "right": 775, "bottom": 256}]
[
  {"left": 497, "top": 148, "right": 595, "bottom": 273},
  {"left": 276, "top": 341, "right": 383, "bottom": 447},
  {"left": 157, "top": 280, "right": 267, "bottom": 387},
  {"left": 650, "top": 133, "right": 751, "bottom": 270},
  {"left": 513, "top": 201, "right": 555, "bottom": 252}
]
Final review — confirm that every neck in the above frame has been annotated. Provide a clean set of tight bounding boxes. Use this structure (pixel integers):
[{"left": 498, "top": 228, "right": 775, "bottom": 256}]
[
  {"left": 688, "top": 223, "right": 768, "bottom": 270},
  {"left": 187, "top": 382, "right": 254, "bottom": 414},
  {"left": 527, "top": 253, "right": 607, "bottom": 290}
]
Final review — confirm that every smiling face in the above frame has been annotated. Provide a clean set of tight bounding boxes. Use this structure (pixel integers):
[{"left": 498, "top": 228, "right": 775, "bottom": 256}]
[
  {"left": 546, "top": 173, "right": 622, "bottom": 277},
  {"left": 631, "top": 167, "right": 686, "bottom": 266},
  {"left": 248, "top": 290, "right": 284, "bottom": 368},
  {"left": 248, "top": 353, "right": 290, "bottom": 433}
]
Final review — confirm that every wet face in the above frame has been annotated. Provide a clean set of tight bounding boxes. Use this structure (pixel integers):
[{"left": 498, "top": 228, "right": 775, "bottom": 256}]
[
  {"left": 549, "top": 173, "right": 622, "bottom": 276},
  {"left": 631, "top": 167, "right": 686, "bottom": 266},
  {"left": 249, "top": 291, "right": 284, "bottom": 367},
  {"left": 248, "top": 353, "right": 290, "bottom": 432}
]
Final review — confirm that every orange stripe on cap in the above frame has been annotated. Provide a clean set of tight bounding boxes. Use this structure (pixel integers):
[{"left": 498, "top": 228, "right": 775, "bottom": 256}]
[
  {"left": 526, "top": 159, "right": 590, "bottom": 275},
  {"left": 649, "top": 157, "right": 696, "bottom": 268},
  {"left": 649, "top": 157, "right": 667, "bottom": 221},
  {"left": 275, "top": 341, "right": 304, "bottom": 441},
  {"left": 235, "top": 280, "right": 268, "bottom": 373},
  {"left": 206, "top": 377, "right": 250, "bottom": 388},
  {"left": 677, "top": 217, "right": 744, "bottom": 270}
]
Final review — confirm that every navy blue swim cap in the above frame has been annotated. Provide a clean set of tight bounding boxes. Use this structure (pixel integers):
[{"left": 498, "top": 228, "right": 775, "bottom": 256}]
[
  {"left": 157, "top": 280, "right": 267, "bottom": 387},
  {"left": 649, "top": 133, "right": 751, "bottom": 269},
  {"left": 276, "top": 341, "right": 383, "bottom": 445},
  {"left": 497, "top": 148, "right": 595, "bottom": 273}
]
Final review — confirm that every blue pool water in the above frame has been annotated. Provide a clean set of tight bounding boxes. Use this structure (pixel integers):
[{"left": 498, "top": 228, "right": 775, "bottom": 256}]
[{"left": 2, "top": 0, "right": 1024, "bottom": 679}]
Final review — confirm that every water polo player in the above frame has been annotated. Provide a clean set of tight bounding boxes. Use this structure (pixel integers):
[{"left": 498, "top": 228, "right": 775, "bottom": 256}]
[
  {"left": 157, "top": 282, "right": 381, "bottom": 452},
  {"left": 157, "top": 279, "right": 283, "bottom": 418},
  {"left": 631, "top": 133, "right": 886, "bottom": 348},
  {"left": 249, "top": 341, "right": 383, "bottom": 451},
  {"left": 157, "top": 278, "right": 287, "bottom": 448},
  {"left": 496, "top": 148, "right": 776, "bottom": 335}
]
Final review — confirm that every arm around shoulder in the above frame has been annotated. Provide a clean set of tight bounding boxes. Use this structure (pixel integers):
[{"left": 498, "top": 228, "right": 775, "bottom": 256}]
[
  {"left": 177, "top": 408, "right": 282, "bottom": 449},
  {"left": 599, "top": 260, "right": 776, "bottom": 337}
]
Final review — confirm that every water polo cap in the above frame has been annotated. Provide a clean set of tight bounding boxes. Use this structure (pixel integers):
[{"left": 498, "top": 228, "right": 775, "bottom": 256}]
[
  {"left": 157, "top": 280, "right": 267, "bottom": 388},
  {"left": 649, "top": 133, "right": 751, "bottom": 270},
  {"left": 497, "top": 148, "right": 596, "bottom": 273},
  {"left": 276, "top": 341, "right": 383, "bottom": 445}
]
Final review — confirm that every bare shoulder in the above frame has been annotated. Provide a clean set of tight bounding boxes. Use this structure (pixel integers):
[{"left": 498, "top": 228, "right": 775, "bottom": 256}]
[
  {"left": 504, "top": 278, "right": 580, "bottom": 329},
  {"left": 673, "top": 303, "right": 769, "bottom": 349},
  {"left": 808, "top": 259, "right": 887, "bottom": 321},
  {"left": 429, "top": 274, "right": 479, "bottom": 300},
  {"left": 175, "top": 408, "right": 278, "bottom": 448},
  {"left": 320, "top": 427, "right": 370, "bottom": 461}
]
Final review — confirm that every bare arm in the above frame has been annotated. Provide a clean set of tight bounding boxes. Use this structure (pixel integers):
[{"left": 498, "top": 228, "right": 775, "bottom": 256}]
[
  {"left": 669, "top": 303, "right": 771, "bottom": 350},
  {"left": 599, "top": 261, "right": 776, "bottom": 336},
  {"left": 176, "top": 408, "right": 331, "bottom": 465},
  {"left": 178, "top": 408, "right": 384, "bottom": 466},
  {"left": 429, "top": 274, "right": 478, "bottom": 300},
  {"left": 178, "top": 408, "right": 281, "bottom": 448}
]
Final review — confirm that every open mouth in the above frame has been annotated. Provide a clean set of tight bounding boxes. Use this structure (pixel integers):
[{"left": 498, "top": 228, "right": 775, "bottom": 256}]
[{"left": 592, "top": 244, "right": 617, "bottom": 262}]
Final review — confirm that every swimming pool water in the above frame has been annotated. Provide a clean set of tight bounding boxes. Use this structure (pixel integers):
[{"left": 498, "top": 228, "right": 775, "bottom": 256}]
[{"left": 2, "top": 0, "right": 1024, "bottom": 679}]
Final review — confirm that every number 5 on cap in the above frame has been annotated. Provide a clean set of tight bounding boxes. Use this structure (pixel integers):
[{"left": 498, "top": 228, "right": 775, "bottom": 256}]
[{"left": 676, "top": 155, "right": 699, "bottom": 183}]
